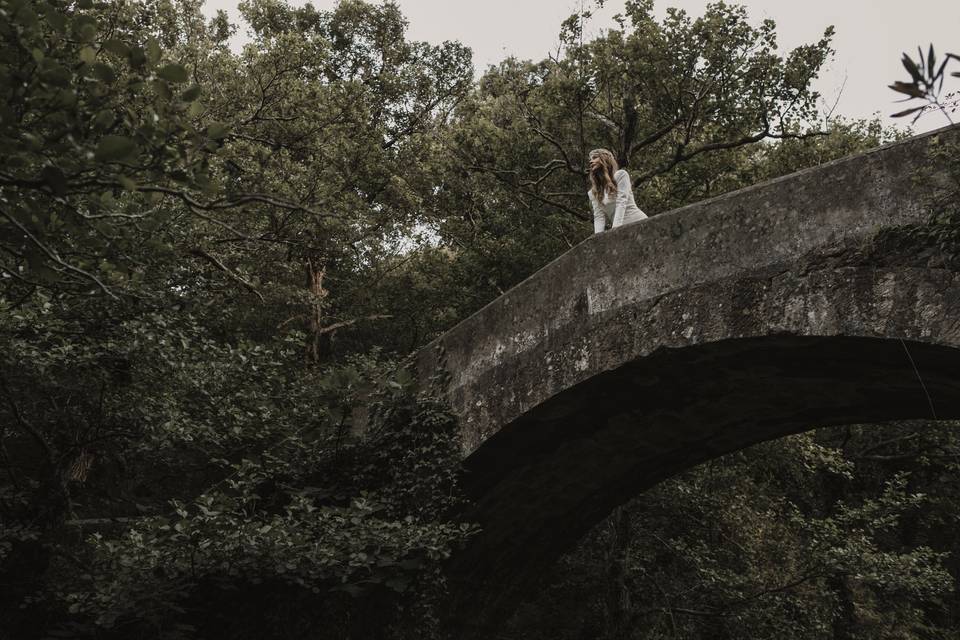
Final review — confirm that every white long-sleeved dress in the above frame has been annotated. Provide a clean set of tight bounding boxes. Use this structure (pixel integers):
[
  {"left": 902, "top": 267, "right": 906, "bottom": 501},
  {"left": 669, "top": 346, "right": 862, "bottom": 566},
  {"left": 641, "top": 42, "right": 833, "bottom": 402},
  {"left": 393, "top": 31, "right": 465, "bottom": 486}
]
[{"left": 589, "top": 169, "right": 647, "bottom": 234}]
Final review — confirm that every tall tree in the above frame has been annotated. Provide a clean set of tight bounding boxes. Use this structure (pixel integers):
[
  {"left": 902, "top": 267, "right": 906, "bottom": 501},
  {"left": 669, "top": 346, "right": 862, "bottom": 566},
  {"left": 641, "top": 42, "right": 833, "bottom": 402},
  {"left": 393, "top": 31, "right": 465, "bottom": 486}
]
[
  {"left": 419, "top": 1, "right": 835, "bottom": 328},
  {"left": 0, "top": 1, "right": 475, "bottom": 638}
]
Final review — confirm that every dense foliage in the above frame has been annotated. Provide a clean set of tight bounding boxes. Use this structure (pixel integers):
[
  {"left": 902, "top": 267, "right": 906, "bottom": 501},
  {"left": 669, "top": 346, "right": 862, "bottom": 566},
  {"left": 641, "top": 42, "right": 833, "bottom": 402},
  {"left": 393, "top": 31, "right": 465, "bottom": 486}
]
[
  {"left": 1, "top": 0, "right": 475, "bottom": 637},
  {"left": 505, "top": 424, "right": 960, "bottom": 639},
  {"left": 1, "top": 0, "right": 958, "bottom": 638}
]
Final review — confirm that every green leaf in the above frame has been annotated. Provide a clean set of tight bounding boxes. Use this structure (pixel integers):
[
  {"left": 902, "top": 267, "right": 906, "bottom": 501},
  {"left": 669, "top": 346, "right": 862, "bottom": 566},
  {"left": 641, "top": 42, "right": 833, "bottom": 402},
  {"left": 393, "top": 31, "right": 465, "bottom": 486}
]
[
  {"left": 128, "top": 46, "right": 147, "bottom": 69},
  {"left": 22, "top": 132, "right": 42, "bottom": 151},
  {"left": 93, "top": 109, "right": 114, "bottom": 129},
  {"left": 888, "top": 81, "right": 925, "bottom": 99},
  {"left": 78, "top": 23, "right": 97, "bottom": 42},
  {"left": 14, "top": 4, "right": 39, "bottom": 28},
  {"left": 90, "top": 62, "right": 116, "bottom": 83},
  {"left": 890, "top": 106, "right": 924, "bottom": 119},
  {"left": 79, "top": 46, "right": 96, "bottom": 64},
  {"left": 56, "top": 89, "right": 77, "bottom": 108},
  {"left": 40, "top": 66, "right": 71, "bottom": 88},
  {"left": 102, "top": 39, "right": 130, "bottom": 57},
  {"left": 206, "top": 122, "right": 229, "bottom": 140},
  {"left": 901, "top": 53, "right": 921, "bottom": 83},
  {"left": 117, "top": 176, "right": 137, "bottom": 191},
  {"left": 42, "top": 6, "right": 67, "bottom": 31},
  {"left": 157, "top": 64, "right": 189, "bottom": 83},
  {"left": 181, "top": 85, "right": 202, "bottom": 102},
  {"left": 94, "top": 136, "right": 137, "bottom": 162},
  {"left": 935, "top": 56, "right": 950, "bottom": 83},
  {"left": 153, "top": 80, "right": 172, "bottom": 101},
  {"left": 146, "top": 38, "right": 162, "bottom": 64}
]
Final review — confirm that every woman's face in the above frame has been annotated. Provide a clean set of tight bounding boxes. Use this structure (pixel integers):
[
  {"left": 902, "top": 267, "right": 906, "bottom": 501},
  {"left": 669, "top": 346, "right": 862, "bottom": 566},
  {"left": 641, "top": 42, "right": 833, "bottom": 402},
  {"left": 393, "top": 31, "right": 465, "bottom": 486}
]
[{"left": 589, "top": 155, "right": 603, "bottom": 171}]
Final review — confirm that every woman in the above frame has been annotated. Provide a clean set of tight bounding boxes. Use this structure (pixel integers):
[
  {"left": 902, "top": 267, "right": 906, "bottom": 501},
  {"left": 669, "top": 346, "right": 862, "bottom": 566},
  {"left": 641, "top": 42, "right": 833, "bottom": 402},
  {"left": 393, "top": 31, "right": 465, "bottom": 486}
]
[{"left": 587, "top": 148, "right": 647, "bottom": 234}]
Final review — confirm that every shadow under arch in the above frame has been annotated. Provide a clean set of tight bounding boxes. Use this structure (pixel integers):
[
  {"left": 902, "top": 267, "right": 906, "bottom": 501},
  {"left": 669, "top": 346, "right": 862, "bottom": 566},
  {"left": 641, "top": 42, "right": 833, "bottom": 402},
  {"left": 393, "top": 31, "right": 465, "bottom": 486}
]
[{"left": 450, "top": 331, "right": 960, "bottom": 628}]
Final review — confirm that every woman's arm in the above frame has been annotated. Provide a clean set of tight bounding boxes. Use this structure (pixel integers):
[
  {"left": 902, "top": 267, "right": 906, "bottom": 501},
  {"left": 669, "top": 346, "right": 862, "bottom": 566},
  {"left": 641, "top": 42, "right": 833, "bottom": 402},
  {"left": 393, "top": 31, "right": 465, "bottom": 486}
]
[
  {"left": 589, "top": 191, "right": 606, "bottom": 234},
  {"left": 612, "top": 170, "right": 632, "bottom": 228}
]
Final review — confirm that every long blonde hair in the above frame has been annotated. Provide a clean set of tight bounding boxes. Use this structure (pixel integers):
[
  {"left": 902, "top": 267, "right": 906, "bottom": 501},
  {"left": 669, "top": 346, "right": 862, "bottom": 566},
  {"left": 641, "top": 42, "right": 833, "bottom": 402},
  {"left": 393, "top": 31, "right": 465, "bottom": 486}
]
[{"left": 588, "top": 148, "right": 618, "bottom": 203}]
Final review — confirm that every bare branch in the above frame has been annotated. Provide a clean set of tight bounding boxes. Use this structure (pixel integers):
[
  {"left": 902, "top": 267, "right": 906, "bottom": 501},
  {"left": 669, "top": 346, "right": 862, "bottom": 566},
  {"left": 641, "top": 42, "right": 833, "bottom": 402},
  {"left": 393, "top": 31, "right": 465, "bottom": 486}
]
[
  {"left": 634, "top": 128, "right": 829, "bottom": 186},
  {"left": 520, "top": 100, "right": 582, "bottom": 175},
  {"left": 0, "top": 208, "right": 118, "bottom": 298},
  {"left": 190, "top": 248, "right": 265, "bottom": 302},
  {"left": 315, "top": 314, "right": 392, "bottom": 336}
]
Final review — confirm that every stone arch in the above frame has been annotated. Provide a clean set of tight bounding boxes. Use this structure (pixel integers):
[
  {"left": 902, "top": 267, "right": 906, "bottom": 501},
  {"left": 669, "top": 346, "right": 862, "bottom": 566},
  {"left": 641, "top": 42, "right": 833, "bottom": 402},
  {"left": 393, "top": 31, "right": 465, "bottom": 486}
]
[{"left": 415, "top": 125, "right": 960, "bottom": 625}]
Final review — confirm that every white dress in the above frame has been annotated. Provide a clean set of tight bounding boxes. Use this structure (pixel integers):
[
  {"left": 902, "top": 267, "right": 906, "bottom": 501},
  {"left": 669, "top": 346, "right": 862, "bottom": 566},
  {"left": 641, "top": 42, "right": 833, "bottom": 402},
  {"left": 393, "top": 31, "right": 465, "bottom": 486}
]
[{"left": 589, "top": 169, "right": 647, "bottom": 234}]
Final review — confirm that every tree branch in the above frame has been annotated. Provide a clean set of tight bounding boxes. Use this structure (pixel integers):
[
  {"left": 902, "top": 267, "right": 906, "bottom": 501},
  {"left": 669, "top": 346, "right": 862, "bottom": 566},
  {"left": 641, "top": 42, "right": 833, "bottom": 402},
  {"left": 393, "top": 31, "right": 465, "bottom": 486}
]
[
  {"left": 316, "top": 314, "right": 392, "bottom": 336},
  {"left": 190, "top": 248, "right": 265, "bottom": 302},
  {"left": 634, "top": 128, "right": 829, "bottom": 186},
  {"left": 0, "top": 208, "right": 118, "bottom": 298}
]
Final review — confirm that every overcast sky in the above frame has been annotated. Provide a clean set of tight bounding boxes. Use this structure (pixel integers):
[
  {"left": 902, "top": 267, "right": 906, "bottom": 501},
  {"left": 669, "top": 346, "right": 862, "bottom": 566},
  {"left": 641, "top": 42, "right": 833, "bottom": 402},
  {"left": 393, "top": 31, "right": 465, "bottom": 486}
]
[{"left": 202, "top": 0, "right": 960, "bottom": 134}]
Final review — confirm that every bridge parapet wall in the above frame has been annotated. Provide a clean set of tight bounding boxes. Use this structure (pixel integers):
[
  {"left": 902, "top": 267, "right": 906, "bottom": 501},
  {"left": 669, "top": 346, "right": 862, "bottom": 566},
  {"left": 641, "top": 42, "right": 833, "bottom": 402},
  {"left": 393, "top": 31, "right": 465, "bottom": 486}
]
[{"left": 419, "top": 126, "right": 959, "bottom": 455}]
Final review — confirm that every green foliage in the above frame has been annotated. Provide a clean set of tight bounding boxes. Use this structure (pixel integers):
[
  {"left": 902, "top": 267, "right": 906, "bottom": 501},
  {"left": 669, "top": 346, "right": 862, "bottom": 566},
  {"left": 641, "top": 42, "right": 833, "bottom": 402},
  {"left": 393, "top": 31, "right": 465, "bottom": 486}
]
[
  {"left": 505, "top": 429, "right": 959, "bottom": 640},
  {"left": 359, "top": 383, "right": 467, "bottom": 522},
  {"left": 0, "top": 0, "right": 224, "bottom": 298},
  {"left": 49, "top": 376, "right": 475, "bottom": 638},
  {"left": 2, "top": 1, "right": 959, "bottom": 638},
  {"left": 916, "top": 136, "right": 960, "bottom": 263},
  {"left": 3, "top": 271, "right": 475, "bottom": 638},
  {"left": 0, "top": 1, "right": 476, "bottom": 637}
]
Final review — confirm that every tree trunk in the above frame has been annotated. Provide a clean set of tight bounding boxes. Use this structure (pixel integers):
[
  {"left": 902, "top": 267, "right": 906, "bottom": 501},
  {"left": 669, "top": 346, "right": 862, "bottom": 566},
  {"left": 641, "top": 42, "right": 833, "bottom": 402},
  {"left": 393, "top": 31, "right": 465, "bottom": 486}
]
[
  {"left": 601, "top": 506, "right": 633, "bottom": 639},
  {"left": 618, "top": 86, "right": 639, "bottom": 169},
  {"left": 306, "top": 258, "right": 330, "bottom": 364}
]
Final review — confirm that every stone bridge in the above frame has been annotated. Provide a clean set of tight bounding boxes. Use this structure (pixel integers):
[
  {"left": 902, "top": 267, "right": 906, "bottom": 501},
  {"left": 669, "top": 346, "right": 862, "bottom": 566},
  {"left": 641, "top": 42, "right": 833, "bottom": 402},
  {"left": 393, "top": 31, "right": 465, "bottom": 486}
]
[{"left": 416, "top": 125, "right": 960, "bottom": 627}]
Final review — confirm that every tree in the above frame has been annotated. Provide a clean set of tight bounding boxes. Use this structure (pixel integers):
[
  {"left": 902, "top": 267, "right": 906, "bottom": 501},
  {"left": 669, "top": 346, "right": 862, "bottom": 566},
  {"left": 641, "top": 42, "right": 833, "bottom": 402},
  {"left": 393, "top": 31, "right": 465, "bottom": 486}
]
[
  {"left": 0, "top": 1, "right": 475, "bottom": 638},
  {"left": 425, "top": 0, "right": 836, "bottom": 315},
  {"left": 195, "top": 0, "right": 473, "bottom": 360},
  {"left": 0, "top": 0, "right": 240, "bottom": 300}
]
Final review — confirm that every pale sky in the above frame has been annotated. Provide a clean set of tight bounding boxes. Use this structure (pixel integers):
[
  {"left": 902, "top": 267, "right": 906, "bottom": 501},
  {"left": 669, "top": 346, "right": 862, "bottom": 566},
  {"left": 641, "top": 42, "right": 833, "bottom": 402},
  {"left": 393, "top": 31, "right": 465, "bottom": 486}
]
[{"left": 202, "top": 0, "right": 960, "bottom": 134}]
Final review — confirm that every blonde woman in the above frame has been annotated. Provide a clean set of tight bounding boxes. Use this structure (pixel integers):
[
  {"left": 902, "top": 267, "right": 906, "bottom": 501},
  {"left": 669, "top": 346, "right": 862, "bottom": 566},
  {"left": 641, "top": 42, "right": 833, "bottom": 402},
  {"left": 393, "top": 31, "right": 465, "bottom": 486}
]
[{"left": 587, "top": 148, "right": 647, "bottom": 233}]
